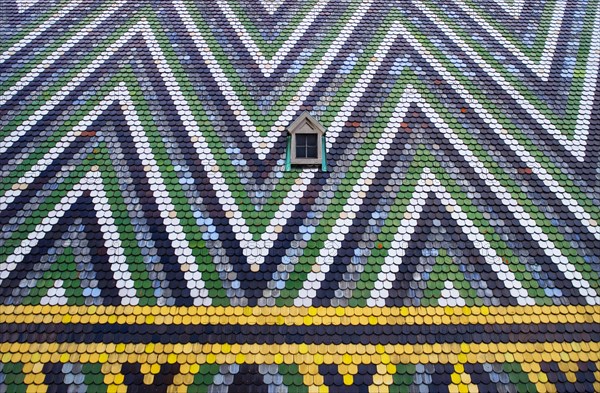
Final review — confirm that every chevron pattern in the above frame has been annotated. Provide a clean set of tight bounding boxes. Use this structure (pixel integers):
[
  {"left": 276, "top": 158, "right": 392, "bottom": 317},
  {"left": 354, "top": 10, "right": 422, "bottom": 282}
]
[
  {"left": 0, "top": 0, "right": 599, "bottom": 391},
  {"left": 1, "top": 0, "right": 598, "bottom": 309}
]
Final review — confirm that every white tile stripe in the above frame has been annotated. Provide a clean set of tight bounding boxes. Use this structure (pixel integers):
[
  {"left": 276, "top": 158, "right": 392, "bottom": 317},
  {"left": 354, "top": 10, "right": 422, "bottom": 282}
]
[
  {"left": 395, "top": 20, "right": 600, "bottom": 241},
  {"left": 18, "top": 0, "right": 42, "bottom": 13},
  {"left": 368, "top": 169, "right": 535, "bottom": 306},
  {"left": 574, "top": 5, "right": 600, "bottom": 149},
  {"left": 138, "top": 24, "right": 317, "bottom": 266},
  {"left": 84, "top": 169, "right": 140, "bottom": 306},
  {"left": 114, "top": 84, "right": 211, "bottom": 305},
  {"left": 0, "top": 0, "right": 84, "bottom": 64},
  {"left": 325, "top": 21, "right": 401, "bottom": 151},
  {"left": 453, "top": 0, "right": 565, "bottom": 80},
  {"left": 493, "top": 0, "right": 524, "bottom": 18},
  {"left": 0, "top": 0, "right": 128, "bottom": 107},
  {"left": 174, "top": 0, "right": 373, "bottom": 158},
  {"left": 407, "top": 85, "right": 599, "bottom": 304},
  {"left": 0, "top": 170, "right": 140, "bottom": 306},
  {"left": 417, "top": 1, "right": 597, "bottom": 161},
  {"left": 294, "top": 90, "right": 414, "bottom": 306},
  {"left": 0, "top": 76, "right": 228, "bottom": 304},
  {"left": 0, "top": 89, "right": 119, "bottom": 211},
  {"left": 0, "top": 19, "right": 143, "bottom": 157},
  {"left": 258, "top": 0, "right": 285, "bottom": 15},
  {"left": 217, "top": 0, "right": 329, "bottom": 77}
]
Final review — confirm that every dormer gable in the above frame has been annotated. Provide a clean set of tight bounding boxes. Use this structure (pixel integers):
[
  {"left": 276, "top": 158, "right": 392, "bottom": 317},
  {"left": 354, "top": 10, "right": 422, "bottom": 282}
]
[{"left": 287, "top": 112, "right": 326, "bottom": 167}]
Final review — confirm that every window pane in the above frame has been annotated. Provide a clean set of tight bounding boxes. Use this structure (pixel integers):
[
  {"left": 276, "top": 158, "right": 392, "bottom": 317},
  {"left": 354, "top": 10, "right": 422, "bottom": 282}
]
[
  {"left": 296, "top": 134, "right": 318, "bottom": 158},
  {"left": 295, "top": 140, "right": 305, "bottom": 158},
  {"left": 306, "top": 146, "right": 317, "bottom": 158},
  {"left": 305, "top": 134, "right": 318, "bottom": 147}
]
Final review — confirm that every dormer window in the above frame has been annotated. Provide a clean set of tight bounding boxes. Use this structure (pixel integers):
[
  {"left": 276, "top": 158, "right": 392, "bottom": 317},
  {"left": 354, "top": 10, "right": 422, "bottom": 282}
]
[{"left": 285, "top": 112, "right": 327, "bottom": 170}]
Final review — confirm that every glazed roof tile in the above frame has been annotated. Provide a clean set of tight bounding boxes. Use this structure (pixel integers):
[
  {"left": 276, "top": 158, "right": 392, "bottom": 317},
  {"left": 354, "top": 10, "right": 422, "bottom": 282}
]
[{"left": 0, "top": 0, "right": 599, "bottom": 391}]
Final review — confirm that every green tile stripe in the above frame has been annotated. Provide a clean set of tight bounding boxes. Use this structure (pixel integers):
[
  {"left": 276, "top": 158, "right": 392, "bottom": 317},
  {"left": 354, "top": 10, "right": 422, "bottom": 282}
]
[
  {"left": 393, "top": 26, "right": 600, "bottom": 286},
  {"left": 0, "top": 0, "right": 77, "bottom": 53},
  {"left": 0, "top": 362, "right": 27, "bottom": 392},
  {"left": 0, "top": 13, "right": 148, "bottom": 148},
  {"left": 225, "top": 0, "right": 321, "bottom": 58},
  {"left": 348, "top": 146, "right": 544, "bottom": 306},
  {"left": 425, "top": 0, "right": 599, "bottom": 137},
  {"left": 463, "top": 0, "right": 560, "bottom": 59},
  {"left": 182, "top": 0, "right": 370, "bottom": 127},
  {"left": 276, "top": 75, "right": 435, "bottom": 303},
  {"left": 0, "top": 0, "right": 121, "bottom": 94}
]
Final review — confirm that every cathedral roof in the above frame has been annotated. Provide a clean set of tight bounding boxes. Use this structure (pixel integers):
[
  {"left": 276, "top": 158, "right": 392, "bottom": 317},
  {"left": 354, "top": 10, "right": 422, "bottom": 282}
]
[{"left": 1, "top": 0, "right": 600, "bottom": 391}]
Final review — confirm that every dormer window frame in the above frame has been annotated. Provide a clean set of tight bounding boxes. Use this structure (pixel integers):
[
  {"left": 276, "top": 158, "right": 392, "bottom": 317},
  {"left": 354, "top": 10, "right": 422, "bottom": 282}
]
[{"left": 286, "top": 112, "right": 327, "bottom": 171}]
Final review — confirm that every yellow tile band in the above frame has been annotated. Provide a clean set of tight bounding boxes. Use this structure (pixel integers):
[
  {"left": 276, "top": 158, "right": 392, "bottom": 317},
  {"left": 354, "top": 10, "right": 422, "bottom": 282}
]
[
  {"left": 4, "top": 341, "right": 600, "bottom": 393},
  {"left": 0, "top": 305, "right": 598, "bottom": 326}
]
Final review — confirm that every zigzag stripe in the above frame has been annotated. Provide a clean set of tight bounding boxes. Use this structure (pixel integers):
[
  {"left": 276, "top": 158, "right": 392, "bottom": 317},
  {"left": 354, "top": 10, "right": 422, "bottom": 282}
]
[
  {"left": 174, "top": 0, "right": 373, "bottom": 157},
  {"left": 0, "top": 0, "right": 598, "bottom": 307},
  {"left": 369, "top": 168, "right": 536, "bottom": 306},
  {"left": 394, "top": 20, "right": 600, "bottom": 240},
  {"left": 454, "top": 0, "right": 566, "bottom": 80},
  {"left": 0, "top": 0, "right": 85, "bottom": 64},
  {"left": 0, "top": 169, "right": 138, "bottom": 301},
  {"left": 0, "top": 0, "right": 128, "bottom": 107},
  {"left": 417, "top": 0, "right": 598, "bottom": 159},
  {"left": 217, "top": 0, "right": 329, "bottom": 77}
]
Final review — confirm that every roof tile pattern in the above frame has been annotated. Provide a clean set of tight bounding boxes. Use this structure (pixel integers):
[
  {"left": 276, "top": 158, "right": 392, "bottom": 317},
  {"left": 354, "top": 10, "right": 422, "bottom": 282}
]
[{"left": 0, "top": 0, "right": 599, "bottom": 391}]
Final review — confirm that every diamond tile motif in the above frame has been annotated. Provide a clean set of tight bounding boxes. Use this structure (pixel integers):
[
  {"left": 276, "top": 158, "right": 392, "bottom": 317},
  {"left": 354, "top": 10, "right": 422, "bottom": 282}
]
[{"left": 0, "top": 0, "right": 599, "bottom": 391}]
